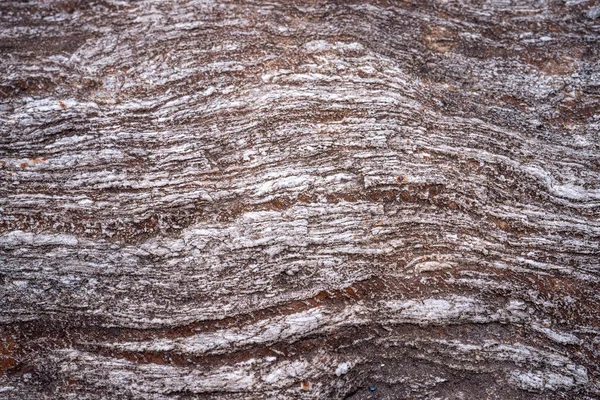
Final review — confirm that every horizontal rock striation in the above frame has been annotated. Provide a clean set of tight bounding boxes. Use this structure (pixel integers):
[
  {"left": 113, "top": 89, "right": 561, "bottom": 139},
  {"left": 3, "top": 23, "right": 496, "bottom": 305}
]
[{"left": 0, "top": 0, "right": 599, "bottom": 399}]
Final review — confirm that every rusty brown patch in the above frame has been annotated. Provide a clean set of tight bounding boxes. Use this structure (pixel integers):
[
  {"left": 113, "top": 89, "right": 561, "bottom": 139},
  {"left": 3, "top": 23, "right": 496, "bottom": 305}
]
[
  {"left": 519, "top": 51, "right": 579, "bottom": 76},
  {"left": 498, "top": 94, "right": 528, "bottom": 111},
  {"left": 494, "top": 219, "right": 509, "bottom": 231},
  {"left": 0, "top": 336, "right": 17, "bottom": 377},
  {"left": 366, "top": 189, "right": 398, "bottom": 202},
  {"left": 0, "top": 77, "right": 57, "bottom": 98},
  {"left": 297, "top": 193, "right": 317, "bottom": 203},
  {"left": 423, "top": 26, "right": 456, "bottom": 53},
  {"left": 326, "top": 193, "right": 340, "bottom": 204}
]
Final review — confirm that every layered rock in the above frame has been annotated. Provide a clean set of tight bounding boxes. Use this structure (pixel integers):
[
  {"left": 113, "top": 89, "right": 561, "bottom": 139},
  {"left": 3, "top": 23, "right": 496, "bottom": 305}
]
[{"left": 1, "top": 0, "right": 599, "bottom": 398}]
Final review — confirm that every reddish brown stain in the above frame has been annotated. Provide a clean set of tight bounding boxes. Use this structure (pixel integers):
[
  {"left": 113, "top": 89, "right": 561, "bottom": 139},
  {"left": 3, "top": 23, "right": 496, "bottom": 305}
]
[{"left": 0, "top": 336, "right": 17, "bottom": 377}]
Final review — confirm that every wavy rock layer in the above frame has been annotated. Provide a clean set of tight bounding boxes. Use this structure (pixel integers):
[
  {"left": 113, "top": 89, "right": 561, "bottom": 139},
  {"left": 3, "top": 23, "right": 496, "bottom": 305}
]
[{"left": 1, "top": 0, "right": 599, "bottom": 399}]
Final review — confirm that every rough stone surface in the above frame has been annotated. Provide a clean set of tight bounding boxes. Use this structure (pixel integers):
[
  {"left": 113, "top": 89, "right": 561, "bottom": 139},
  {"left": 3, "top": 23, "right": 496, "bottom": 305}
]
[{"left": 1, "top": 0, "right": 599, "bottom": 399}]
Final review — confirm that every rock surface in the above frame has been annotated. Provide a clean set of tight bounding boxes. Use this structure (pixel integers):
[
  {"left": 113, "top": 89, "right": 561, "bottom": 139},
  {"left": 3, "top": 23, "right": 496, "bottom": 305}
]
[{"left": 1, "top": 0, "right": 599, "bottom": 399}]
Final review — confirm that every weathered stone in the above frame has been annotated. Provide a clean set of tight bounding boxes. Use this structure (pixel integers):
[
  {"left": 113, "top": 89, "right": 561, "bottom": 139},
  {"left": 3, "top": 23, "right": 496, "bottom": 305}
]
[{"left": 0, "top": 0, "right": 599, "bottom": 399}]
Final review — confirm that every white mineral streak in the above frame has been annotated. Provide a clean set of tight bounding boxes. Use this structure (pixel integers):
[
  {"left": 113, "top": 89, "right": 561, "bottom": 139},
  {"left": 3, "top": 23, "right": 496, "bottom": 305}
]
[{"left": 47, "top": 348, "right": 315, "bottom": 396}]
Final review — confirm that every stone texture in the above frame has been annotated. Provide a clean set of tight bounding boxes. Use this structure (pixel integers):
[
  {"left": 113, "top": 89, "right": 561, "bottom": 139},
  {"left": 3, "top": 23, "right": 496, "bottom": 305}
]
[{"left": 0, "top": 0, "right": 599, "bottom": 399}]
